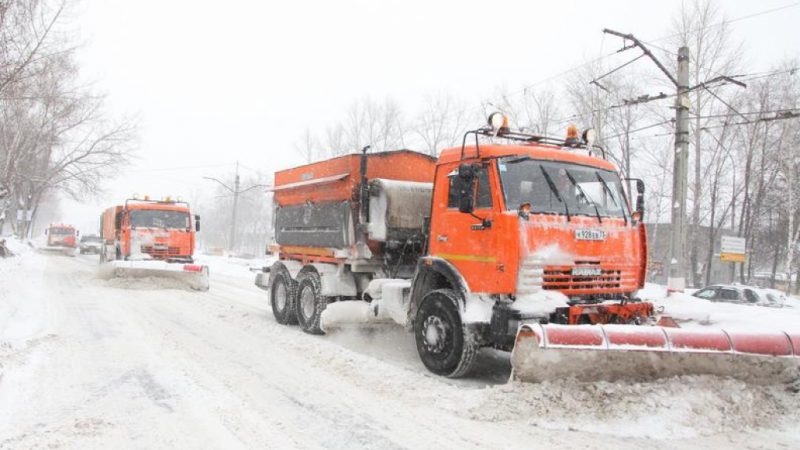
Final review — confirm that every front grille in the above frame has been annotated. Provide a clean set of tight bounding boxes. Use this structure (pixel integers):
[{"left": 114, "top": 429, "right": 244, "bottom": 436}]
[
  {"left": 543, "top": 268, "right": 624, "bottom": 290},
  {"left": 141, "top": 246, "right": 181, "bottom": 259}
]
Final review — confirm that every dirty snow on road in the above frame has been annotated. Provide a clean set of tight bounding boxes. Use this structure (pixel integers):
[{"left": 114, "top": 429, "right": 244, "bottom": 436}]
[{"left": 2, "top": 248, "right": 800, "bottom": 449}]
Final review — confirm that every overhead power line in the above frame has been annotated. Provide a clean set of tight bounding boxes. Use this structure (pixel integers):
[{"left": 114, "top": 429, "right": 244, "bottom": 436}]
[
  {"left": 690, "top": 108, "right": 800, "bottom": 120},
  {"left": 648, "top": 1, "right": 800, "bottom": 43},
  {"left": 482, "top": 2, "right": 798, "bottom": 112},
  {"left": 699, "top": 111, "right": 800, "bottom": 131}
]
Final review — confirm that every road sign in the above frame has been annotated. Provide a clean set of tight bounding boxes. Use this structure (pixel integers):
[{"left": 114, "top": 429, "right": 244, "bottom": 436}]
[
  {"left": 720, "top": 253, "right": 746, "bottom": 262},
  {"left": 720, "top": 236, "right": 746, "bottom": 262}
]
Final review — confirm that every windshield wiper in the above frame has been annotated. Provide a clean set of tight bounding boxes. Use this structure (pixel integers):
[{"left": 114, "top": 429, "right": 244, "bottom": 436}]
[
  {"left": 595, "top": 172, "right": 626, "bottom": 226},
  {"left": 564, "top": 169, "right": 602, "bottom": 223},
  {"left": 539, "top": 165, "right": 570, "bottom": 221}
]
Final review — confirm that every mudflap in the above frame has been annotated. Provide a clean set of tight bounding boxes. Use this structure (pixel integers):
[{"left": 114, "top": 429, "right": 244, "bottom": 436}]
[
  {"left": 108, "top": 260, "right": 210, "bottom": 291},
  {"left": 511, "top": 323, "right": 800, "bottom": 384}
]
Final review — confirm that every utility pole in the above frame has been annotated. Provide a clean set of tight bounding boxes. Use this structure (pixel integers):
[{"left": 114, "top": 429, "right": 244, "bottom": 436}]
[
  {"left": 602, "top": 29, "right": 695, "bottom": 293},
  {"left": 203, "top": 161, "right": 269, "bottom": 254},
  {"left": 669, "top": 46, "right": 691, "bottom": 292}
]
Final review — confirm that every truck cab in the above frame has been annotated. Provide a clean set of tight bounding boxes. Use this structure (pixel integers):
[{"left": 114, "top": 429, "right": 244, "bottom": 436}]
[
  {"left": 46, "top": 224, "right": 78, "bottom": 248},
  {"left": 101, "top": 198, "right": 200, "bottom": 263},
  {"left": 427, "top": 142, "right": 647, "bottom": 303}
]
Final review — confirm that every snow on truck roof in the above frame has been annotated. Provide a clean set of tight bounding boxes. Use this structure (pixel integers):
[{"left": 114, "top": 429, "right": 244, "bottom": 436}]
[
  {"left": 275, "top": 144, "right": 618, "bottom": 182},
  {"left": 107, "top": 199, "right": 191, "bottom": 212},
  {"left": 437, "top": 143, "right": 619, "bottom": 171}
]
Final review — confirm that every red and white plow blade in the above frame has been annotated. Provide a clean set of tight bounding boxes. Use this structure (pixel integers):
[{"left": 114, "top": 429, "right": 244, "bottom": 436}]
[
  {"left": 511, "top": 323, "right": 800, "bottom": 383},
  {"left": 107, "top": 260, "right": 210, "bottom": 291}
]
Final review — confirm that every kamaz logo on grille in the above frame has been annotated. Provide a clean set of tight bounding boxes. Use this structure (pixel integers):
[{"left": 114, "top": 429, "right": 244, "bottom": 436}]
[
  {"left": 571, "top": 267, "right": 602, "bottom": 277},
  {"left": 575, "top": 229, "right": 607, "bottom": 241}
]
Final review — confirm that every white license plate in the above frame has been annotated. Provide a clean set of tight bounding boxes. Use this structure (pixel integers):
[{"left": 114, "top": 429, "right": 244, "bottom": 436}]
[
  {"left": 575, "top": 229, "right": 606, "bottom": 241},
  {"left": 572, "top": 267, "right": 602, "bottom": 277}
]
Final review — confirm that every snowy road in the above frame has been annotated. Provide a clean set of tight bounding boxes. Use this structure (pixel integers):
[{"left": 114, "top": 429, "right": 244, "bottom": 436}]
[{"left": 2, "top": 250, "right": 800, "bottom": 449}]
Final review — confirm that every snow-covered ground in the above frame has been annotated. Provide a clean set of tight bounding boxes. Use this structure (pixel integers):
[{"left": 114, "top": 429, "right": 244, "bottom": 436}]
[
  {"left": 2, "top": 245, "right": 800, "bottom": 449},
  {"left": 641, "top": 283, "right": 800, "bottom": 332}
]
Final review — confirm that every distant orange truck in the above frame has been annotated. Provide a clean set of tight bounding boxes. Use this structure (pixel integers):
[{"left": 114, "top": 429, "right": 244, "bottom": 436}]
[{"left": 100, "top": 197, "right": 209, "bottom": 290}]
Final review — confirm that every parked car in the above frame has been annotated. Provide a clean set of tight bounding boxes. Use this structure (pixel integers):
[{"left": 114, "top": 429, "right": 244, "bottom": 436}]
[
  {"left": 79, "top": 235, "right": 102, "bottom": 255},
  {"left": 692, "top": 284, "right": 787, "bottom": 308}
]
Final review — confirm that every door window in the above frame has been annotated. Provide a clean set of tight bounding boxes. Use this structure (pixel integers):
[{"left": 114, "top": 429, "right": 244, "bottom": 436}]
[
  {"left": 717, "top": 288, "right": 740, "bottom": 301},
  {"left": 694, "top": 288, "right": 716, "bottom": 299},
  {"left": 743, "top": 289, "right": 759, "bottom": 303}
]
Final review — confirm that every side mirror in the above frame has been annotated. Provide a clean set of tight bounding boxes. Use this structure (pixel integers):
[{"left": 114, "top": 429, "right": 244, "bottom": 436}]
[
  {"left": 454, "top": 164, "right": 477, "bottom": 214},
  {"left": 44, "top": 229, "right": 48, "bottom": 235},
  {"left": 624, "top": 178, "right": 645, "bottom": 221},
  {"left": 194, "top": 215, "right": 201, "bottom": 232},
  {"left": 635, "top": 179, "right": 645, "bottom": 218}
]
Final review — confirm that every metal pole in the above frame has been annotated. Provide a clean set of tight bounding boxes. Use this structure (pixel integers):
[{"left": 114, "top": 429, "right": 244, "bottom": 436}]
[
  {"left": 669, "top": 46, "right": 691, "bottom": 293},
  {"left": 230, "top": 161, "right": 240, "bottom": 252}
]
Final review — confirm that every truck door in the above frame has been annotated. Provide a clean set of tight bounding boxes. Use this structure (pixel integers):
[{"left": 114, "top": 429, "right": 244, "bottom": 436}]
[{"left": 429, "top": 162, "right": 502, "bottom": 293}]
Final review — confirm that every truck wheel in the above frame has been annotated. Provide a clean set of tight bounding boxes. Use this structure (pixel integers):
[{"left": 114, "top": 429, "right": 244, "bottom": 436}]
[
  {"left": 295, "top": 269, "right": 327, "bottom": 335},
  {"left": 270, "top": 267, "right": 298, "bottom": 325},
  {"left": 414, "top": 289, "right": 478, "bottom": 378}
]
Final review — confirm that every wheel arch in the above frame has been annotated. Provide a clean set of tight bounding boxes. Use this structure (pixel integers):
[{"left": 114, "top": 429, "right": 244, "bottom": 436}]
[{"left": 410, "top": 257, "right": 469, "bottom": 314}]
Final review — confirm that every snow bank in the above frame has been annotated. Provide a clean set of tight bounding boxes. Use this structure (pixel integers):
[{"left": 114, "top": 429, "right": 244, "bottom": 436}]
[
  {"left": 513, "top": 290, "right": 570, "bottom": 316},
  {"left": 195, "top": 254, "right": 275, "bottom": 280},
  {"left": 0, "top": 236, "right": 32, "bottom": 256},
  {"left": 467, "top": 375, "right": 800, "bottom": 440},
  {"left": 641, "top": 283, "right": 800, "bottom": 332}
]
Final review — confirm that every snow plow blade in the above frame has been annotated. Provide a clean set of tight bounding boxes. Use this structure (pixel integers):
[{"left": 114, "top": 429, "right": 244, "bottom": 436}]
[
  {"left": 37, "top": 246, "right": 77, "bottom": 257},
  {"left": 107, "top": 260, "right": 210, "bottom": 291},
  {"left": 511, "top": 323, "right": 800, "bottom": 384}
]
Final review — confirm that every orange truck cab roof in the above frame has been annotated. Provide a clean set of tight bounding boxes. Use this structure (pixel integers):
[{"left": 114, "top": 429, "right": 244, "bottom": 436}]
[
  {"left": 438, "top": 143, "right": 618, "bottom": 172},
  {"left": 124, "top": 200, "right": 190, "bottom": 212}
]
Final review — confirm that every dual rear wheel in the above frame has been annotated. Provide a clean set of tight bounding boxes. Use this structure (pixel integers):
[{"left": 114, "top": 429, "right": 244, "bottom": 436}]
[
  {"left": 269, "top": 266, "right": 326, "bottom": 334},
  {"left": 268, "top": 265, "right": 477, "bottom": 378}
]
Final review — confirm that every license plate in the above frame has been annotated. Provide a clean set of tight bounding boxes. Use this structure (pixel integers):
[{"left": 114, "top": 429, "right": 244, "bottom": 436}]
[
  {"left": 572, "top": 267, "right": 602, "bottom": 277},
  {"left": 575, "top": 229, "right": 606, "bottom": 241}
]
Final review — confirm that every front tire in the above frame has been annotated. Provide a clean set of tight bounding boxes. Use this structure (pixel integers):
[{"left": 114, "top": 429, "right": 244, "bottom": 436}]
[
  {"left": 414, "top": 289, "right": 478, "bottom": 378},
  {"left": 270, "top": 265, "right": 297, "bottom": 325},
  {"left": 295, "top": 269, "right": 328, "bottom": 335}
]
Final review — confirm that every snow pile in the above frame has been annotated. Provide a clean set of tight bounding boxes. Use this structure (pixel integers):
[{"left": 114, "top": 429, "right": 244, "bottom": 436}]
[
  {"left": 528, "top": 243, "right": 573, "bottom": 264},
  {"left": 0, "top": 236, "right": 32, "bottom": 256},
  {"left": 195, "top": 254, "right": 274, "bottom": 280},
  {"left": 513, "top": 290, "right": 569, "bottom": 316},
  {"left": 640, "top": 283, "right": 800, "bottom": 331},
  {"left": 320, "top": 301, "right": 376, "bottom": 331},
  {"left": 466, "top": 376, "right": 800, "bottom": 439},
  {"left": 98, "top": 275, "right": 198, "bottom": 291}
]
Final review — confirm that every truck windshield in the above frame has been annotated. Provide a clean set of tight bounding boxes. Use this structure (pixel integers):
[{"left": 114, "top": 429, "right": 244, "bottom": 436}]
[
  {"left": 50, "top": 227, "right": 73, "bottom": 235},
  {"left": 130, "top": 210, "right": 190, "bottom": 229},
  {"left": 497, "top": 157, "right": 630, "bottom": 219}
]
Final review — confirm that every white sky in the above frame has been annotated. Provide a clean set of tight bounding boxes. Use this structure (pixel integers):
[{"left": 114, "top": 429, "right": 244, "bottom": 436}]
[{"left": 60, "top": 0, "right": 800, "bottom": 232}]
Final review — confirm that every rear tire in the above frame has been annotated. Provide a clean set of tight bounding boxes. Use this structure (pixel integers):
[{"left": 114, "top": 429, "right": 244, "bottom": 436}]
[
  {"left": 295, "top": 269, "right": 328, "bottom": 335},
  {"left": 270, "top": 265, "right": 297, "bottom": 325},
  {"left": 414, "top": 289, "right": 478, "bottom": 378}
]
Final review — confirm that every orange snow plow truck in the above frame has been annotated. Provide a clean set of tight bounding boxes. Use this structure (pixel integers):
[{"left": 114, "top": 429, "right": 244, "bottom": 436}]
[
  {"left": 42, "top": 223, "right": 78, "bottom": 256},
  {"left": 255, "top": 114, "right": 800, "bottom": 383},
  {"left": 100, "top": 197, "right": 209, "bottom": 290}
]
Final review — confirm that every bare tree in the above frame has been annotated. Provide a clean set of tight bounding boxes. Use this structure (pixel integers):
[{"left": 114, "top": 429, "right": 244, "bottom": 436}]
[
  {"left": 293, "top": 128, "right": 318, "bottom": 164},
  {"left": 668, "top": 0, "right": 743, "bottom": 286},
  {"left": 413, "top": 92, "right": 470, "bottom": 156},
  {"left": 0, "top": 0, "right": 136, "bottom": 237}
]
